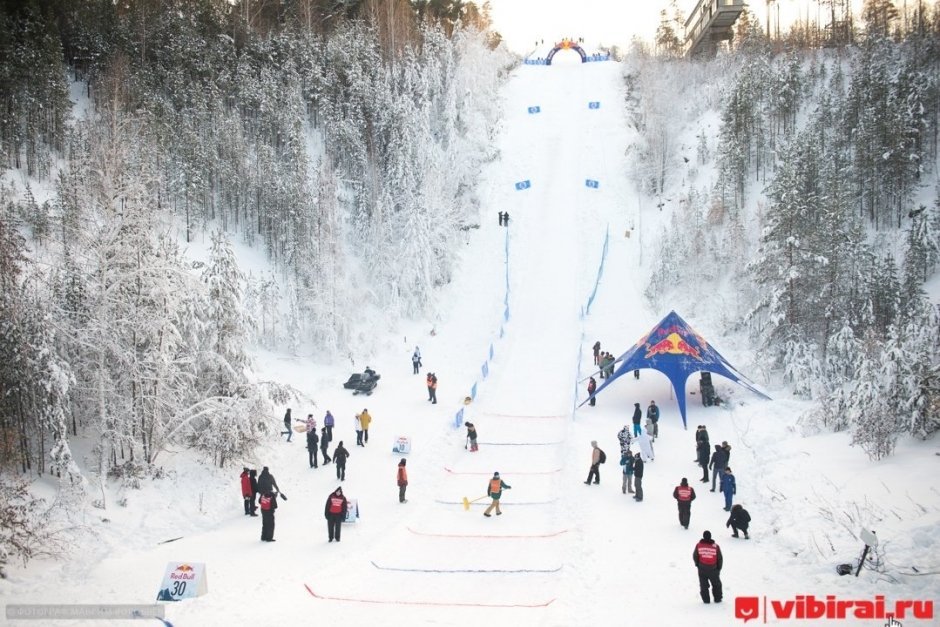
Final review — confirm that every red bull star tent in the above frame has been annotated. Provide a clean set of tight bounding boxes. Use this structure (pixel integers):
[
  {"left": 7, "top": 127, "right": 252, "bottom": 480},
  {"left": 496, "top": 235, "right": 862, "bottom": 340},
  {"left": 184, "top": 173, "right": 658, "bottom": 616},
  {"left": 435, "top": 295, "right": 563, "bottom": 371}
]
[{"left": 585, "top": 311, "right": 770, "bottom": 429}]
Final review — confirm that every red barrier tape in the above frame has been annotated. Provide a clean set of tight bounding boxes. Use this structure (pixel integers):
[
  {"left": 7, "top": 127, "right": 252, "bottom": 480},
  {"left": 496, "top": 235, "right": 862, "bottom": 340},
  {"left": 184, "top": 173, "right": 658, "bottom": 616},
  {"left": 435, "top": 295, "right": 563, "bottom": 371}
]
[
  {"left": 444, "top": 467, "right": 561, "bottom": 475},
  {"left": 305, "top": 584, "right": 555, "bottom": 608},
  {"left": 408, "top": 527, "right": 570, "bottom": 539}
]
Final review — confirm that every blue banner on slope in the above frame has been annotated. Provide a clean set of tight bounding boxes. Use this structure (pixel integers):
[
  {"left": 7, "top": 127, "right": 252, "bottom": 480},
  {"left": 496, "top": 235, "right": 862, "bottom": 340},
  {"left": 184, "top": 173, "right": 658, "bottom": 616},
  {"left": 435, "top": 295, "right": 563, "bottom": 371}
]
[
  {"left": 588, "top": 102, "right": 600, "bottom": 109},
  {"left": 585, "top": 179, "right": 599, "bottom": 189},
  {"left": 515, "top": 180, "right": 531, "bottom": 191},
  {"left": 528, "top": 106, "right": 541, "bottom": 114}
]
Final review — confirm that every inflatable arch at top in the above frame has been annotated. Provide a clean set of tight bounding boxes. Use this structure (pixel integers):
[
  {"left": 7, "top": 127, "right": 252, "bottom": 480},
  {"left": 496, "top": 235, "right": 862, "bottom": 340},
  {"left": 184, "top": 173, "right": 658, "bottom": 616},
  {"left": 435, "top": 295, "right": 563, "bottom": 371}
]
[{"left": 545, "top": 39, "right": 587, "bottom": 65}]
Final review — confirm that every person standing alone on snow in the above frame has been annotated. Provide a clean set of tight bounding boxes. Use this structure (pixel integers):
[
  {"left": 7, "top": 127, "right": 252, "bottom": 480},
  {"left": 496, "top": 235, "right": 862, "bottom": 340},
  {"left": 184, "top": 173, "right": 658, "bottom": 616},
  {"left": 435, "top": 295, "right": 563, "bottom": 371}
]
[
  {"left": 333, "top": 441, "right": 349, "bottom": 481},
  {"left": 323, "top": 410, "right": 335, "bottom": 440},
  {"left": 282, "top": 408, "right": 293, "bottom": 442},
  {"left": 587, "top": 377, "right": 597, "bottom": 407},
  {"left": 632, "top": 403, "right": 643, "bottom": 437},
  {"left": 324, "top": 487, "right": 348, "bottom": 542},
  {"left": 585, "top": 441, "right": 603, "bottom": 485},
  {"left": 426, "top": 372, "right": 437, "bottom": 404},
  {"left": 320, "top": 427, "right": 332, "bottom": 464},
  {"left": 466, "top": 422, "right": 478, "bottom": 451},
  {"left": 397, "top": 459, "right": 408, "bottom": 503},
  {"left": 483, "top": 472, "right": 511, "bottom": 517},
  {"left": 673, "top": 477, "right": 696, "bottom": 529},
  {"left": 412, "top": 346, "right": 422, "bottom": 374},
  {"left": 359, "top": 408, "right": 372, "bottom": 444},
  {"left": 693, "top": 530, "right": 723, "bottom": 603}
]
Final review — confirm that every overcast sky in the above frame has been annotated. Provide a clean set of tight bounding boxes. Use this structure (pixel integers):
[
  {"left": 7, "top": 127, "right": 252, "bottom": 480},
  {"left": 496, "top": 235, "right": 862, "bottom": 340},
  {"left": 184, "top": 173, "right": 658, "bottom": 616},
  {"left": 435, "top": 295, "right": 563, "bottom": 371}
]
[{"left": 486, "top": 0, "right": 867, "bottom": 54}]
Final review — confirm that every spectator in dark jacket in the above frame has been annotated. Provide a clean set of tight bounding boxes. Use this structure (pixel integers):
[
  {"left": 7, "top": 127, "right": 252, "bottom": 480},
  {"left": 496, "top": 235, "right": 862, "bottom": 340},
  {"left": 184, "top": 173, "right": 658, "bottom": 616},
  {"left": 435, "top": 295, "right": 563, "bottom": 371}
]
[
  {"left": 696, "top": 440, "right": 710, "bottom": 482},
  {"left": 320, "top": 427, "right": 332, "bottom": 464},
  {"left": 727, "top": 503, "right": 751, "bottom": 538},
  {"left": 306, "top": 428, "right": 319, "bottom": 468},
  {"left": 282, "top": 408, "right": 293, "bottom": 442},
  {"left": 592, "top": 341, "right": 601, "bottom": 365},
  {"left": 259, "top": 490, "right": 278, "bottom": 542},
  {"left": 709, "top": 444, "right": 730, "bottom": 491},
  {"left": 587, "top": 377, "right": 597, "bottom": 407},
  {"left": 333, "top": 441, "right": 350, "bottom": 481},
  {"left": 257, "top": 466, "right": 279, "bottom": 496},
  {"left": 633, "top": 452, "right": 645, "bottom": 501},
  {"left": 632, "top": 403, "right": 643, "bottom": 437},
  {"left": 248, "top": 469, "right": 258, "bottom": 515},
  {"left": 646, "top": 401, "right": 660, "bottom": 439}
]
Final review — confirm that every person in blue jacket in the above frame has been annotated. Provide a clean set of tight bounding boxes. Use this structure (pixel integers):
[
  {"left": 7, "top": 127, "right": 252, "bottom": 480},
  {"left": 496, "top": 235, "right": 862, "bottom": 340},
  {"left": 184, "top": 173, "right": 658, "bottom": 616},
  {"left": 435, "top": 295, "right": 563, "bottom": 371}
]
[{"left": 720, "top": 467, "right": 736, "bottom": 511}]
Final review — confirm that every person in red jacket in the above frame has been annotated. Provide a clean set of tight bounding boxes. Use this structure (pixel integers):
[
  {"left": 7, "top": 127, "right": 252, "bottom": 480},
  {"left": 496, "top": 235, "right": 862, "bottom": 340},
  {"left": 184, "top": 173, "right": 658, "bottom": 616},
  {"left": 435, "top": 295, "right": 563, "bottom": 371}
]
[
  {"left": 587, "top": 377, "right": 597, "bottom": 407},
  {"left": 672, "top": 477, "right": 696, "bottom": 529},
  {"left": 240, "top": 468, "right": 252, "bottom": 515},
  {"left": 324, "top": 487, "right": 348, "bottom": 542},
  {"left": 693, "top": 530, "right": 723, "bottom": 603},
  {"left": 397, "top": 459, "right": 408, "bottom": 503}
]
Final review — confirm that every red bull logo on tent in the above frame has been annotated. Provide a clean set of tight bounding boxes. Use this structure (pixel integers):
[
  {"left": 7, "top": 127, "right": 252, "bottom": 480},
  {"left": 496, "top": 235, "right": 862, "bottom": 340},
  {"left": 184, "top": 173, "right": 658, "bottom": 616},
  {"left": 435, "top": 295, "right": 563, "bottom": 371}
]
[{"left": 644, "top": 330, "right": 704, "bottom": 360}]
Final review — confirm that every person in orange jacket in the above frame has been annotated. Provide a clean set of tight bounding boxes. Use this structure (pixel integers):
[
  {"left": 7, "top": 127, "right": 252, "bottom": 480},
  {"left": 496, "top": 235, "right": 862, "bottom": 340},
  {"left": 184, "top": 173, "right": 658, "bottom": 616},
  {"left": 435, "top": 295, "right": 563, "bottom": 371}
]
[
  {"left": 426, "top": 372, "right": 437, "bottom": 404},
  {"left": 397, "top": 459, "right": 408, "bottom": 503}
]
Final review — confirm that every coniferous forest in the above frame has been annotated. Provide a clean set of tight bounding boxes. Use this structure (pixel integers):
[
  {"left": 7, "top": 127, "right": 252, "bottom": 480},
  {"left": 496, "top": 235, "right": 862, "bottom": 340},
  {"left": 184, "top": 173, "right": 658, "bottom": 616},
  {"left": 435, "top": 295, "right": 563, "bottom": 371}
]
[{"left": 1, "top": 0, "right": 939, "bottom": 575}]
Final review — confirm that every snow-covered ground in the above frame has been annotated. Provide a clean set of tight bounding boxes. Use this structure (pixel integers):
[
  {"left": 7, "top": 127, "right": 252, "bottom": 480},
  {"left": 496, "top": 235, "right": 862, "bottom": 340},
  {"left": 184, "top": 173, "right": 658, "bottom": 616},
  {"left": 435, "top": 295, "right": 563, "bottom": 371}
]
[{"left": 3, "top": 51, "right": 939, "bottom": 627}]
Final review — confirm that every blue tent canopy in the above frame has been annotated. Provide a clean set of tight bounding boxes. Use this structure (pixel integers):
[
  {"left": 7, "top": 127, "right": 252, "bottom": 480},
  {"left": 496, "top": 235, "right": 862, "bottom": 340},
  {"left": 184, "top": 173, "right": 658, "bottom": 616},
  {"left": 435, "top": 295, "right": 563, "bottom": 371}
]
[{"left": 585, "top": 311, "right": 770, "bottom": 429}]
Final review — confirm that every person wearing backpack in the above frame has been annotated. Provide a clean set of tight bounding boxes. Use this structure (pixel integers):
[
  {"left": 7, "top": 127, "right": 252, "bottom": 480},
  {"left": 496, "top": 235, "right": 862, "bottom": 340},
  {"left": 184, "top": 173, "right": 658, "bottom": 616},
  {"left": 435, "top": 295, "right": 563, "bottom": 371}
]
[
  {"left": 673, "top": 477, "right": 697, "bottom": 529},
  {"left": 620, "top": 449, "right": 635, "bottom": 494},
  {"left": 483, "top": 472, "right": 511, "bottom": 517},
  {"left": 585, "top": 440, "right": 604, "bottom": 485},
  {"left": 259, "top": 491, "right": 278, "bottom": 542}
]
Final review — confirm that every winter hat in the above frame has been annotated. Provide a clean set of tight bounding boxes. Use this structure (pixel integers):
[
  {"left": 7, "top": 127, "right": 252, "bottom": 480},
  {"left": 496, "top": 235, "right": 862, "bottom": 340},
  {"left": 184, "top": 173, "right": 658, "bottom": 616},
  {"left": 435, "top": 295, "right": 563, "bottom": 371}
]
[
  {"left": 591, "top": 440, "right": 598, "bottom": 447},
  {"left": 493, "top": 472, "right": 500, "bottom": 478},
  {"left": 399, "top": 459, "right": 406, "bottom": 466},
  {"left": 635, "top": 403, "right": 640, "bottom": 407},
  {"left": 680, "top": 478, "right": 688, "bottom": 486},
  {"left": 703, "top": 530, "right": 712, "bottom": 540}
]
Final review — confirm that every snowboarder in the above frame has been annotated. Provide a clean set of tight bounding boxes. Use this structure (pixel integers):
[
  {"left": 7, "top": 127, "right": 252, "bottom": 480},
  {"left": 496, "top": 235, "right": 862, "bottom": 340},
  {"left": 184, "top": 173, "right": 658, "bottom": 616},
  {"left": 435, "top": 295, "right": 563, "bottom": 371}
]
[
  {"left": 617, "top": 425, "right": 632, "bottom": 454},
  {"left": 259, "top": 490, "right": 278, "bottom": 542},
  {"left": 647, "top": 400, "right": 660, "bottom": 439},
  {"left": 320, "top": 427, "right": 332, "bottom": 464},
  {"left": 587, "top": 376, "right": 597, "bottom": 406},
  {"left": 673, "top": 477, "right": 697, "bottom": 529},
  {"left": 359, "top": 408, "right": 372, "bottom": 444},
  {"left": 412, "top": 347, "right": 422, "bottom": 374},
  {"left": 333, "top": 441, "right": 349, "bottom": 481},
  {"left": 248, "top": 468, "right": 258, "bottom": 515},
  {"left": 323, "top": 410, "right": 335, "bottom": 440},
  {"left": 282, "top": 408, "right": 293, "bottom": 442},
  {"left": 240, "top": 468, "right": 252, "bottom": 515},
  {"left": 693, "top": 530, "right": 723, "bottom": 603},
  {"left": 483, "top": 472, "right": 511, "bottom": 517},
  {"left": 620, "top": 449, "right": 635, "bottom": 494},
  {"left": 397, "top": 459, "right": 408, "bottom": 503},
  {"left": 426, "top": 372, "right": 438, "bottom": 404},
  {"left": 709, "top": 443, "right": 729, "bottom": 492},
  {"left": 720, "top": 467, "right": 736, "bottom": 511},
  {"left": 466, "top": 422, "right": 478, "bottom": 451},
  {"left": 726, "top": 503, "right": 751, "bottom": 539},
  {"left": 354, "top": 413, "right": 363, "bottom": 446},
  {"left": 592, "top": 340, "right": 601, "bottom": 365},
  {"left": 584, "top": 440, "right": 603, "bottom": 485},
  {"left": 306, "top": 426, "right": 319, "bottom": 468},
  {"left": 632, "top": 402, "right": 643, "bottom": 437},
  {"left": 324, "top": 487, "right": 348, "bottom": 542},
  {"left": 696, "top": 439, "right": 710, "bottom": 483},
  {"left": 257, "top": 466, "right": 280, "bottom": 496},
  {"left": 633, "top": 452, "right": 645, "bottom": 501}
]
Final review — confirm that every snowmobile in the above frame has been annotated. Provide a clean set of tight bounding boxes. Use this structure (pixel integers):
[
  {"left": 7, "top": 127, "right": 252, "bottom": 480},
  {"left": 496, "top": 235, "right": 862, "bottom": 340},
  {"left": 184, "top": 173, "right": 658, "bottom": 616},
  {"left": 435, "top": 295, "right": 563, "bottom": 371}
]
[{"left": 343, "top": 369, "right": 380, "bottom": 395}]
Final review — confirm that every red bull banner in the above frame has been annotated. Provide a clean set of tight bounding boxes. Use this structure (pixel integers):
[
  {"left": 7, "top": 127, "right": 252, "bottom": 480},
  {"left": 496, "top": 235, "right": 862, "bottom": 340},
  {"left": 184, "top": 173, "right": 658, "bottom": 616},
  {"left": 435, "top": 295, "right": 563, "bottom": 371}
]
[{"left": 583, "top": 311, "right": 770, "bottom": 428}]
